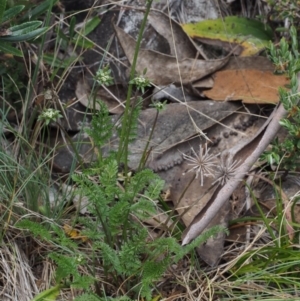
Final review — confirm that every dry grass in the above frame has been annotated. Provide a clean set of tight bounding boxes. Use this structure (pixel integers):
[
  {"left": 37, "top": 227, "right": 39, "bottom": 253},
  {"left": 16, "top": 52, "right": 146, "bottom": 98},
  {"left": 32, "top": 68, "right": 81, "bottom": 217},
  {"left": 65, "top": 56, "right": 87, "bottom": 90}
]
[{"left": 0, "top": 234, "right": 39, "bottom": 301}]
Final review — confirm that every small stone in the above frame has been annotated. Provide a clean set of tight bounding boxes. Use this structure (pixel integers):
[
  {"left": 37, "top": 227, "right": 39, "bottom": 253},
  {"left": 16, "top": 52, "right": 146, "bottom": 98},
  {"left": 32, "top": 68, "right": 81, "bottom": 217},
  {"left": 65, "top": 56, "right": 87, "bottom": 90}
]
[
  {"left": 223, "top": 132, "right": 229, "bottom": 138},
  {"left": 234, "top": 123, "right": 242, "bottom": 130}
]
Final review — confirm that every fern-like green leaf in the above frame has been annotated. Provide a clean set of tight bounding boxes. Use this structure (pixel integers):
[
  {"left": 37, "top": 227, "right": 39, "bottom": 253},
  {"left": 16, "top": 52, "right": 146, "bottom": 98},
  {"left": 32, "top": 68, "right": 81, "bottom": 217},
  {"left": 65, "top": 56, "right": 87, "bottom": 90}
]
[
  {"left": 118, "top": 241, "right": 143, "bottom": 276},
  {"left": 125, "top": 169, "right": 157, "bottom": 200},
  {"left": 72, "top": 275, "right": 94, "bottom": 290},
  {"left": 99, "top": 241, "right": 122, "bottom": 274},
  {"left": 50, "top": 223, "right": 78, "bottom": 249},
  {"left": 49, "top": 253, "right": 80, "bottom": 282},
  {"left": 118, "top": 229, "right": 148, "bottom": 276},
  {"left": 126, "top": 100, "right": 142, "bottom": 144},
  {"left": 144, "top": 176, "right": 165, "bottom": 199},
  {"left": 175, "top": 225, "right": 227, "bottom": 263},
  {"left": 130, "top": 198, "right": 156, "bottom": 220},
  {"left": 16, "top": 220, "right": 51, "bottom": 241},
  {"left": 99, "top": 158, "right": 118, "bottom": 191},
  {"left": 108, "top": 200, "right": 130, "bottom": 235},
  {"left": 85, "top": 101, "right": 113, "bottom": 148},
  {"left": 74, "top": 293, "right": 101, "bottom": 301},
  {"left": 140, "top": 259, "right": 170, "bottom": 300}
]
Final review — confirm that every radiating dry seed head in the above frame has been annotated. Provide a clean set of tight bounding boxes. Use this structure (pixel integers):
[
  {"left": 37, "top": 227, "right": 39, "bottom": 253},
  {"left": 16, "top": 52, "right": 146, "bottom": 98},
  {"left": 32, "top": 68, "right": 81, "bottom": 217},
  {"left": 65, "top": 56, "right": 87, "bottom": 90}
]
[
  {"left": 182, "top": 143, "right": 217, "bottom": 186},
  {"left": 212, "top": 151, "right": 241, "bottom": 186}
]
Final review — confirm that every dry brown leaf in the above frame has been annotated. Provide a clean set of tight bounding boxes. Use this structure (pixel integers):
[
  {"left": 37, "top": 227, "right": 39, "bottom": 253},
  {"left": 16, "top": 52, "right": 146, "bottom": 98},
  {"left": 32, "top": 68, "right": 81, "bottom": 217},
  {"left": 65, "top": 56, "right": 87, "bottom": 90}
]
[
  {"left": 223, "top": 56, "right": 275, "bottom": 71},
  {"left": 113, "top": 24, "right": 229, "bottom": 85},
  {"left": 140, "top": 101, "right": 241, "bottom": 172},
  {"left": 147, "top": 11, "right": 197, "bottom": 60},
  {"left": 204, "top": 69, "right": 289, "bottom": 104},
  {"left": 75, "top": 79, "right": 126, "bottom": 114},
  {"left": 192, "top": 76, "right": 214, "bottom": 88}
]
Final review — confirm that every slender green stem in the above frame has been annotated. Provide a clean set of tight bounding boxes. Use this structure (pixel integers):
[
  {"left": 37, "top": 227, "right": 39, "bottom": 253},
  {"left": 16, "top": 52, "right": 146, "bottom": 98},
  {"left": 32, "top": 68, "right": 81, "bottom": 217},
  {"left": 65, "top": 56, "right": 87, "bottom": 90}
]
[
  {"left": 245, "top": 182, "right": 278, "bottom": 245},
  {"left": 25, "top": 0, "right": 55, "bottom": 130},
  {"left": 117, "top": 0, "right": 153, "bottom": 171},
  {"left": 157, "top": 174, "right": 196, "bottom": 238},
  {"left": 137, "top": 109, "right": 159, "bottom": 171}
]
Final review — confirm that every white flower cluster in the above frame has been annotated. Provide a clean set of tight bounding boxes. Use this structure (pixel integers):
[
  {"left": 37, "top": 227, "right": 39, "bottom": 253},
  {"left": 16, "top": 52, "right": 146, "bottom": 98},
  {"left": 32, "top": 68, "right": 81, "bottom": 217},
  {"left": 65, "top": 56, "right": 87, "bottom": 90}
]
[
  {"left": 38, "top": 108, "right": 62, "bottom": 125},
  {"left": 42, "top": 108, "right": 60, "bottom": 119},
  {"left": 134, "top": 76, "right": 147, "bottom": 85}
]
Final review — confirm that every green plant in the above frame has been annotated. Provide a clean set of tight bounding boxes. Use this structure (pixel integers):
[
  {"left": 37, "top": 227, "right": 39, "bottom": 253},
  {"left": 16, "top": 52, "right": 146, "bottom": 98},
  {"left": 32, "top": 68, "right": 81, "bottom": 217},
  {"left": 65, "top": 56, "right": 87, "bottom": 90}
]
[
  {"left": 117, "top": 0, "right": 155, "bottom": 172},
  {"left": 95, "top": 66, "right": 114, "bottom": 86},
  {"left": 266, "top": 0, "right": 300, "bottom": 31},
  {"left": 219, "top": 24, "right": 300, "bottom": 300},
  {"left": 262, "top": 26, "right": 300, "bottom": 171},
  {"left": 0, "top": 0, "right": 103, "bottom": 222},
  {"left": 16, "top": 101, "right": 225, "bottom": 300},
  {"left": 0, "top": 0, "right": 50, "bottom": 108},
  {"left": 37, "top": 108, "right": 63, "bottom": 126},
  {"left": 0, "top": 0, "right": 48, "bottom": 47},
  {"left": 129, "top": 72, "right": 151, "bottom": 94},
  {"left": 221, "top": 184, "right": 300, "bottom": 300},
  {"left": 0, "top": 1, "right": 227, "bottom": 300}
]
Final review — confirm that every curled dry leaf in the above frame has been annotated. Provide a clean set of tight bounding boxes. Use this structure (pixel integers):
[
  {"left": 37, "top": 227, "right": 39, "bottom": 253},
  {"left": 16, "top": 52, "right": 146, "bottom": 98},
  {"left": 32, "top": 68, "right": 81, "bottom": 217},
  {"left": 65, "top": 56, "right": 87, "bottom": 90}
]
[{"left": 113, "top": 24, "right": 229, "bottom": 85}]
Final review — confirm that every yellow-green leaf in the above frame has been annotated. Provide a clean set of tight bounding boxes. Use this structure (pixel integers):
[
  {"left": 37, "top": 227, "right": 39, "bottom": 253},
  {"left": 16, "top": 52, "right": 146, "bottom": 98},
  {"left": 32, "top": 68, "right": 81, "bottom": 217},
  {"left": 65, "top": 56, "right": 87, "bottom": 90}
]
[
  {"left": 30, "top": 284, "right": 63, "bottom": 301},
  {"left": 182, "top": 16, "right": 273, "bottom": 56}
]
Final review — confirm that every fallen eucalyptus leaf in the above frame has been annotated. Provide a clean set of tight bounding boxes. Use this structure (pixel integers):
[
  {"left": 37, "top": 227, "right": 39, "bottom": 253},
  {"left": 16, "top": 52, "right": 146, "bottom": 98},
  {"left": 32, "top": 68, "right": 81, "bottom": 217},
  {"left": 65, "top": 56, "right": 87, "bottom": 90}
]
[
  {"left": 114, "top": 24, "right": 229, "bottom": 85},
  {"left": 182, "top": 16, "right": 273, "bottom": 56},
  {"left": 223, "top": 56, "right": 275, "bottom": 71},
  {"left": 147, "top": 11, "right": 197, "bottom": 59},
  {"left": 75, "top": 79, "right": 127, "bottom": 114},
  {"left": 204, "top": 69, "right": 289, "bottom": 104}
]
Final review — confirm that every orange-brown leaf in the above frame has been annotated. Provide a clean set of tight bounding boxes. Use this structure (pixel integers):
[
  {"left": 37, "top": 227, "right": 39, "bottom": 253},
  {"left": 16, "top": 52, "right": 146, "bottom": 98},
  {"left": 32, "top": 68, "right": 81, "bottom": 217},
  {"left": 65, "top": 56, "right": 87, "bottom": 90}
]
[{"left": 204, "top": 69, "right": 290, "bottom": 104}]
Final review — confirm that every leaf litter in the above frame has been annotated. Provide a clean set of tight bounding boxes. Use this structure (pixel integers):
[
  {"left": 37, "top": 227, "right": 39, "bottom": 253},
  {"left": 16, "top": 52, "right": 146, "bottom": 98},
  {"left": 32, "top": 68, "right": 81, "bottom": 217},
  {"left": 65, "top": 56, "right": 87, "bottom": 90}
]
[
  {"left": 113, "top": 23, "right": 229, "bottom": 85},
  {"left": 52, "top": 6, "right": 294, "bottom": 266},
  {"left": 7, "top": 1, "right": 300, "bottom": 299}
]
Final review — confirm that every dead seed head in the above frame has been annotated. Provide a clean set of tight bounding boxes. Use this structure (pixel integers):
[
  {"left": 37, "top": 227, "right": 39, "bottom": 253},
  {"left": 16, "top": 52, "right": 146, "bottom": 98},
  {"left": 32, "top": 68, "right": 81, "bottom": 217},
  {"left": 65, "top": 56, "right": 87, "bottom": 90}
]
[
  {"left": 212, "top": 151, "right": 241, "bottom": 186},
  {"left": 182, "top": 144, "right": 217, "bottom": 186}
]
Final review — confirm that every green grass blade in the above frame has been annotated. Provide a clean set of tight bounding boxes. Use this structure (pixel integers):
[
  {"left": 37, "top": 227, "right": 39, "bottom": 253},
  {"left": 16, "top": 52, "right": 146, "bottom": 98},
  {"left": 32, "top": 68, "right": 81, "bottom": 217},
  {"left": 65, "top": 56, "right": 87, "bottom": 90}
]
[
  {"left": 2, "top": 5, "right": 24, "bottom": 22},
  {"left": 0, "top": 0, "right": 7, "bottom": 23},
  {"left": 8, "top": 20, "right": 42, "bottom": 35},
  {"left": 0, "top": 42, "right": 23, "bottom": 56},
  {"left": 42, "top": 53, "right": 79, "bottom": 68},
  {"left": 0, "top": 27, "right": 47, "bottom": 42},
  {"left": 21, "top": 0, "right": 58, "bottom": 21},
  {"left": 30, "top": 284, "right": 63, "bottom": 301}
]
